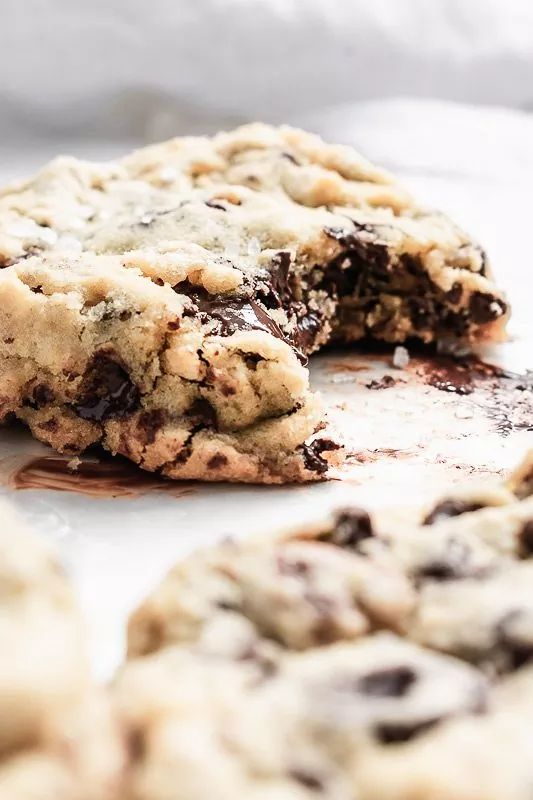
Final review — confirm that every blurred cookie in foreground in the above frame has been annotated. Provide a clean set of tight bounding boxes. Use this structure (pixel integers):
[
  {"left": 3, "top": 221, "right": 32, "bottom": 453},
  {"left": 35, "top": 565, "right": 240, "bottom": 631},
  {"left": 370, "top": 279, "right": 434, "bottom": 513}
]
[
  {"left": 0, "top": 498, "right": 124, "bottom": 799},
  {"left": 118, "top": 451, "right": 533, "bottom": 799}
]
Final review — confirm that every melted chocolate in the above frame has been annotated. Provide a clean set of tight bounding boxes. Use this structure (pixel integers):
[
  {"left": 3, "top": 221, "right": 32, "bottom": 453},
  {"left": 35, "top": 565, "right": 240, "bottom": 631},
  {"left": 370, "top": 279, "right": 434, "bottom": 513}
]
[
  {"left": 3, "top": 454, "right": 195, "bottom": 498},
  {"left": 74, "top": 353, "right": 140, "bottom": 422},
  {"left": 193, "top": 294, "right": 286, "bottom": 341},
  {"left": 469, "top": 292, "right": 507, "bottom": 324},
  {"left": 300, "top": 438, "right": 340, "bottom": 475},
  {"left": 27, "top": 384, "right": 54, "bottom": 410}
]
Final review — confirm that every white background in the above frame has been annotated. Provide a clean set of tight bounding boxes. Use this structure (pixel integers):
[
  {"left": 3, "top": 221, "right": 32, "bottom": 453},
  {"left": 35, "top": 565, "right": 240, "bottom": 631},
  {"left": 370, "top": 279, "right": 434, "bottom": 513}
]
[{"left": 2, "top": 0, "right": 533, "bottom": 143}]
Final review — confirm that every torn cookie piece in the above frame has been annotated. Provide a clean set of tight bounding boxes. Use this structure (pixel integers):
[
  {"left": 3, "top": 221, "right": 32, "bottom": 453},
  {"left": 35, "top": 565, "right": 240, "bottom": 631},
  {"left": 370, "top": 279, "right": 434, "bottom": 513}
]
[{"left": 0, "top": 124, "right": 508, "bottom": 482}]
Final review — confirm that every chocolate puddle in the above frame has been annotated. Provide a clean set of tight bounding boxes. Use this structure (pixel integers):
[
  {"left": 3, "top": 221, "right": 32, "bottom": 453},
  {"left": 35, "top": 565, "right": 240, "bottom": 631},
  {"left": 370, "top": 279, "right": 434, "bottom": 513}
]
[
  {"left": 409, "top": 355, "right": 533, "bottom": 436},
  {"left": 0, "top": 453, "right": 197, "bottom": 498}
]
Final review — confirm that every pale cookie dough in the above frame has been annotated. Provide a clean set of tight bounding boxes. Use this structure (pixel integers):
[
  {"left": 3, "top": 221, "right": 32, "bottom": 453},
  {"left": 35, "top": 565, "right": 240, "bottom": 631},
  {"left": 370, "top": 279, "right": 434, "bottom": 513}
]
[
  {"left": 116, "top": 634, "right": 486, "bottom": 800},
  {"left": 0, "top": 498, "right": 124, "bottom": 800},
  {"left": 119, "top": 453, "right": 533, "bottom": 799},
  {"left": 0, "top": 124, "right": 508, "bottom": 483}
]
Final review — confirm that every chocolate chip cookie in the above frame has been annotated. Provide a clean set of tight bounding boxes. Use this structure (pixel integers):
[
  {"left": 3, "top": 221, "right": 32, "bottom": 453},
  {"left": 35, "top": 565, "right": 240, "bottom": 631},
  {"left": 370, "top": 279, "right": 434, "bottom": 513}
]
[
  {"left": 0, "top": 124, "right": 508, "bottom": 482},
  {"left": 0, "top": 498, "right": 124, "bottom": 799},
  {"left": 119, "top": 452, "right": 533, "bottom": 798}
]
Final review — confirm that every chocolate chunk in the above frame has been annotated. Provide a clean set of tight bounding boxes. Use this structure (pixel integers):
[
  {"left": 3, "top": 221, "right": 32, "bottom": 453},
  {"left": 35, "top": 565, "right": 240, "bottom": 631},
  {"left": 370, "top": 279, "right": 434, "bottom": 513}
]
[
  {"left": 207, "top": 453, "right": 228, "bottom": 470},
  {"left": 375, "top": 717, "right": 439, "bottom": 745},
  {"left": 289, "top": 769, "right": 324, "bottom": 791},
  {"left": 366, "top": 374, "right": 396, "bottom": 390},
  {"left": 37, "top": 418, "right": 58, "bottom": 432},
  {"left": 519, "top": 521, "right": 533, "bottom": 557},
  {"left": 187, "top": 398, "right": 217, "bottom": 429},
  {"left": 417, "top": 561, "right": 460, "bottom": 581},
  {"left": 242, "top": 353, "right": 264, "bottom": 371},
  {"left": 27, "top": 384, "right": 54, "bottom": 409},
  {"left": 294, "top": 310, "right": 322, "bottom": 352},
  {"left": 281, "top": 152, "right": 301, "bottom": 166},
  {"left": 322, "top": 224, "right": 391, "bottom": 300},
  {"left": 255, "top": 252, "right": 293, "bottom": 315},
  {"left": 74, "top": 353, "right": 140, "bottom": 422},
  {"left": 357, "top": 666, "right": 417, "bottom": 698},
  {"left": 127, "top": 728, "right": 146, "bottom": 763},
  {"left": 205, "top": 199, "right": 227, "bottom": 211},
  {"left": 423, "top": 499, "right": 484, "bottom": 525},
  {"left": 469, "top": 292, "right": 507, "bottom": 325},
  {"left": 138, "top": 409, "right": 165, "bottom": 446},
  {"left": 300, "top": 438, "right": 340, "bottom": 475},
  {"left": 408, "top": 296, "right": 433, "bottom": 331},
  {"left": 192, "top": 291, "right": 287, "bottom": 342},
  {"left": 324, "top": 507, "right": 374, "bottom": 550},
  {"left": 30, "top": 285, "right": 43, "bottom": 294},
  {"left": 496, "top": 610, "right": 533, "bottom": 670},
  {"left": 270, "top": 251, "right": 291, "bottom": 301},
  {"left": 446, "top": 282, "right": 463, "bottom": 304}
]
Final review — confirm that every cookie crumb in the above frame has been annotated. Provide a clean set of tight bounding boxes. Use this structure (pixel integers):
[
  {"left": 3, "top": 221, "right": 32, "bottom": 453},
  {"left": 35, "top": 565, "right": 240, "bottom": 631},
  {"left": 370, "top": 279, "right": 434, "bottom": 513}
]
[{"left": 392, "top": 346, "right": 410, "bottom": 369}]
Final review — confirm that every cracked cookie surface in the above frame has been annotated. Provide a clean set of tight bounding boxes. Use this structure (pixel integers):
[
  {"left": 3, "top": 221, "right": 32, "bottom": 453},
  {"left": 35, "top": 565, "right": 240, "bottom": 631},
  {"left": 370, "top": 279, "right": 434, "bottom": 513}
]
[
  {"left": 119, "top": 453, "right": 533, "bottom": 799},
  {"left": 0, "top": 124, "right": 508, "bottom": 482}
]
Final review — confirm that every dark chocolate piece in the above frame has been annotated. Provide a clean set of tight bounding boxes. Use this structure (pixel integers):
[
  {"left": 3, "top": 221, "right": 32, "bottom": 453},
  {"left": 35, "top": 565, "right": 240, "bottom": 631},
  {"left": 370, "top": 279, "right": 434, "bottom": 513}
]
[
  {"left": 300, "top": 438, "right": 340, "bottom": 475},
  {"left": 496, "top": 610, "right": 533, "bottom": 671},
  {"left": 357, "top": 666, "right": 416, "bottom": 698},
  {"left": 207, "top": 453, "right": 228, "bottom": 470},
  {"left": 366, "top": 375, "right": 396, "bottom": 390},
  {"left": 446, "top": 282, "right": 463, "bottom": 304},
  {"left": 289, "top": 769, "right": 324, "bottom": 792},
  {"left": 469, "top": 292, "right": 507, "bottom": 325},
  {"left": 74, "top": 352, "right": 140, "bottom": 422},
  {"left": 193, "top": 294, "right": 286, "bottom": 342},
  {"left": 323, "top": 507, "right": 374, "bottom": 550},
  {"left": 138, "top": 409, "right": 165, "bottom": 446},
  {"left": 205, "top": 199, "right": 227, "bottom": 211},
  {"left": 519, "top": 520, "right": 533, "bottom": 557},
  {"left": 423, "top": 499, "right": 485, "bottom": 526},
  {"left": 27, "top": 384, "right": 54, "bottom": 409},
  {"left": 375, "top": 717, "right": 439, "bottom": 745},
  {"left": 187, "top": 398, "right": 217, "bottom": 429}
]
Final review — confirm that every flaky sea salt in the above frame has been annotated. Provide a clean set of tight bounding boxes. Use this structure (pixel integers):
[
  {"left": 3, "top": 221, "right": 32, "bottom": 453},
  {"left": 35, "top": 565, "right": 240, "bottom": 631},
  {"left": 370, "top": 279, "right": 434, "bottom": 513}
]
[
  {"left": 329, "top": 373, "right": 358, "bottom": 384},
  {"left": 392, "top": 346, "right": 410, "bottom": 369},
  {"left": 247, "top": 237, "right": 261, "bottom": 258},
  {"left": 157, "top": 166, "right": 178, "bottom": 185}
]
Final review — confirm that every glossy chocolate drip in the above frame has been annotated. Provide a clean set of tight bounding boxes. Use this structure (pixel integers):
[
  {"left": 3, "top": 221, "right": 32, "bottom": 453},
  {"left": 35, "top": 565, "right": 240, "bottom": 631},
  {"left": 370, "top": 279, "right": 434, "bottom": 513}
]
[
  {"left": 2, "top": 454, "right": 195, "bottom": 498},
  {"left": 196, "top": 295, "right": 287, "bottom": 341},
  {"left": 74, "top": 353, "right": 140, "bottom": 422}
]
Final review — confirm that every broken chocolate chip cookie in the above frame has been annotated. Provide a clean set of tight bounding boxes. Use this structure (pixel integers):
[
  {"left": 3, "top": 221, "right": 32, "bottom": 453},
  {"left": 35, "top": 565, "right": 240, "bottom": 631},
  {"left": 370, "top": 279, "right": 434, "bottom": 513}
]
[{"left": 0, "top": 124, "right": 508, "bottom": 482}]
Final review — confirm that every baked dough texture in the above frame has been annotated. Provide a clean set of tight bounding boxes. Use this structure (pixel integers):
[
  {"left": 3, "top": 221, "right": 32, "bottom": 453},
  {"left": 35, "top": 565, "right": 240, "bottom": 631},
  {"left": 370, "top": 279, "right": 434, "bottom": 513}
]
[{"left": 0, "top": 125, "right": 508, "bottom": 483}]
